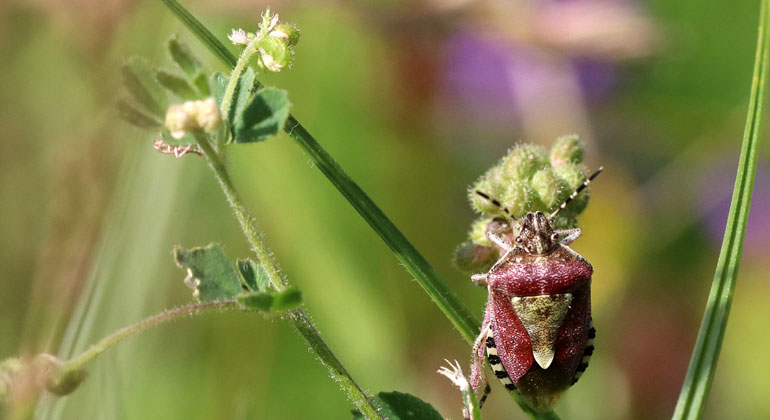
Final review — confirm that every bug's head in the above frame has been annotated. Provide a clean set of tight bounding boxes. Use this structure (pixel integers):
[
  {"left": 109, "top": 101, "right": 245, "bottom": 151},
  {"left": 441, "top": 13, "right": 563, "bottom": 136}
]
[{"left": 515, "top": 211, "right": 556, "bottom": 255}]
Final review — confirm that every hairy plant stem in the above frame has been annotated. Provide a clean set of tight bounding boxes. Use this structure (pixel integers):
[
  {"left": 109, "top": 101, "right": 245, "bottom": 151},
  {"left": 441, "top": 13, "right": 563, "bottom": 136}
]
[
  {"left": 64, "top": 301, "right": 237, "bottom": 371},
  {"left": 219, "top": 41, "right": 257, "bottom": 123},
  {"left": 193, "top": 132, "right": 383, "bottom": 420}
]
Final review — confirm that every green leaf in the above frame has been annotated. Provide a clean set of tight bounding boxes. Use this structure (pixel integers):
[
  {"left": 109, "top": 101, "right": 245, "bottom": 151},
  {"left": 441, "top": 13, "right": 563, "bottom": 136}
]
[
  {"left": 233, "top": 87, "right": 290, "bottom": 143},
  {"left": 174, "top": 243, "right": 242, "bottom": 302},
  {"left": 230, "top": 67, "right": 256, "bottom": 124},
  {"left": 237, "top": 287, "right": 302, "bottom": 312},
  {"left": 116, "top": 100, "right": 162, "bottom": 129},
  {"left": 351, "top": 392, "right": 442, "bottom": 420},
  {"left": 156, "top": 71, "right": 198, "bottom": 100},
  {"left": 167, "top": 35, "right": 203, "bottom": 77},
  {"left": 210, "top": 72, "right": 228, "bottom": 106},
  {"left": 122, "top": 57, "right": 168, "bottom": 118},
  {"left": 672, "top": 1, "right": 770, "bottom": 419},
  {"left": 167, "top": 35, "right": 210, "bottom": 96},
  {"left": 236, "top": 259, "right": 270, "bottom": 291},
  {"left": 160, "top": 0, "right": 237, "bottom": 69}
]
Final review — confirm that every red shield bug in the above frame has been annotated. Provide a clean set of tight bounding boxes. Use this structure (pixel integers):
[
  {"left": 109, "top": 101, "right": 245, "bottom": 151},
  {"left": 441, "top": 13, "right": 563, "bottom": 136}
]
[{"left": 469, "top": 167, "right": 602, "bottom": 412}]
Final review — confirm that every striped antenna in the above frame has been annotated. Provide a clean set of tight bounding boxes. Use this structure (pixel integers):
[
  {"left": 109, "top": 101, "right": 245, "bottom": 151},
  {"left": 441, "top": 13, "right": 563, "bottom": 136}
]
[
  {"left": 475, "top": 191, "right": 513, "bottom": 218},
  {"left": 549, "top": 167, "right": 603, "bottom": 220}
]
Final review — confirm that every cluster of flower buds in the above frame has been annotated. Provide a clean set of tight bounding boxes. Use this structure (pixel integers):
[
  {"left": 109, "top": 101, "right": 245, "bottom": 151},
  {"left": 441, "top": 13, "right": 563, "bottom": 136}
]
[
  {"left": 164, "top": 97, "right": 221, "bottom": 140},
  {"left": 468, "top": 135, "right": 590, "bottom": 242},
  {"left": 227, "top": 8, "right": 300, "bottom": 73},
  {"left": 454, "top": 136, "right": 591, "bottom": 274}
]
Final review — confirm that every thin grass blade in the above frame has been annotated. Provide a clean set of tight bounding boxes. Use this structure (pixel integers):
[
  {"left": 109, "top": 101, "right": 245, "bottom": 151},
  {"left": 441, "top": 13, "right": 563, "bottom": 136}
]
[{"left": 672, "top": 1, "right": 769, "bottom": 418}]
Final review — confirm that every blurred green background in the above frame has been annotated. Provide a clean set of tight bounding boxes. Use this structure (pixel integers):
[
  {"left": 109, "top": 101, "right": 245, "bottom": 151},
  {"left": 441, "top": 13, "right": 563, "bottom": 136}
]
[{"left": 1, "top": 0, "right": 769, "bottom": 419}]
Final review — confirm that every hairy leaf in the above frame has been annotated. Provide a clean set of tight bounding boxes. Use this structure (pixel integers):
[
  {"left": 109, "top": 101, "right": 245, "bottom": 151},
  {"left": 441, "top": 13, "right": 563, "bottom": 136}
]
[
  {"left": 116, "top": 100, "right": 162, "bottom": 129},
  {"left": 352, "top": 392, "right": 442, "bottom": 420},
  {"left": 233, "top": 87, "right": 290, "bottom": 143},
  {"left": 174, "top": 243, "right": 242, "bottom": 302},
  {"left": 122, "top": 57, "right": 168, "bottom": 118},
  {"left": 156, "top": 71, "right": 198, "bottom": 100},
  {"left": 237, "top": 259, "right": 270, "bottom": 291}
]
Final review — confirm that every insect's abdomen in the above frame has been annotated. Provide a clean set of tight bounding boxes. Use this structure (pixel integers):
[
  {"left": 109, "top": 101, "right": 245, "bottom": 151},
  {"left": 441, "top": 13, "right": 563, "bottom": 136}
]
[
  {"left": 487, "top": 280, "right": 594, "bottom": 412},
  {"left": 484, "top": 326, "right": 518, "bottom": 393}
]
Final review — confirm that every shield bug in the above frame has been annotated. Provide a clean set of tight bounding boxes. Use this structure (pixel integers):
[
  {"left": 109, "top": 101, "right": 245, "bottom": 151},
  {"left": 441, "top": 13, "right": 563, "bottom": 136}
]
[{"left": 469, "top": 167, "right": 602, "bottom": 412}]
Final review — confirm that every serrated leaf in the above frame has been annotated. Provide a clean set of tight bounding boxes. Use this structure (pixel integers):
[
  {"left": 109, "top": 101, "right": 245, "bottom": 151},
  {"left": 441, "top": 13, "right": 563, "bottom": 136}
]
[
  {"left": 174, "top": 243, "right": 242, "bottom": 302},
  {"left": 122, "top": 57, "right": 168, "bottom": 118},
  {"left": 352, "top": 392, "right": 442, "bottom": 420},
  {"left": 230, "top": 67, "right": 256, "bottom": 123},
  {"left": 237, "top": 259, "right": 270, "bottom": 291},
  {"left": 210, "top": 72, "right": 227, "bottom": 106},
  {"left": 237, "top": 287, "right": 302, "bottom": 312},
  {"left": 116, "top": 100, "right": 162, "bottom": 128},
  {"left": 233, "top": 87, "right": 290, "bottom": 143},
  {"left": 156, "top": 71, "right": 198, "bottom": 100}
]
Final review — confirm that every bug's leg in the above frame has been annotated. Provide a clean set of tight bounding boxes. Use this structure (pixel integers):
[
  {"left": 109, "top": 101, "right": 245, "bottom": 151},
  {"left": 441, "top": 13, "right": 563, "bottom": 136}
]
[
  {"left": 487, "top": 232, "right": 513, "bottom": 253},
  {"left": 471, "top": 273, "right": 488, "bottom": 287},
  {"left": 478, "top": 382, "right": 491, "bottom": 409},
  {"left": 470, "top": 320, "right": 490, "bottom": 392},
  {"left": 555, "top": 228, "right": 581, "bottom": 246}
]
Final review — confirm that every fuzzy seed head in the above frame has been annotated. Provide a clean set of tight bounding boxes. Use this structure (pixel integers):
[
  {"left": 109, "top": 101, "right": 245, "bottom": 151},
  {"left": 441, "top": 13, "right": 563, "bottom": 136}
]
[{"left": 165, "top": 98, "right": 221, "bottom": 139}]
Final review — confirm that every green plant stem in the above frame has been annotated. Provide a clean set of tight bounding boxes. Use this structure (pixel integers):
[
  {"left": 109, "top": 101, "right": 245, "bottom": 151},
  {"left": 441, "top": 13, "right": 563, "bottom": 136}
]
[
  {"left": 672, "top": 0, "right": 770, "bottom": 419},
  {"left": 194, "top": 132, "right": 383, "bottom": 420},
  {"left": 163, "top": 1, "right": 556, "bottom": 417},
  {"left": 220, "top": 42, "right": 257, "bottom": 121},
  {"left": 64, "top": 300, "right": 237, "bottom": 371}
]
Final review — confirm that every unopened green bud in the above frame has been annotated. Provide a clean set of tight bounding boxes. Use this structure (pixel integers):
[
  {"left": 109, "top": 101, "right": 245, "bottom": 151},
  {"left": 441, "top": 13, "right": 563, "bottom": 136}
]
[
  {"left": 257, "top": 37, "right": 292, "bottom": 72},
  {"left": 531, "top": 168, "right": 567, "bottom": 210},
  {"left": 469, "top": 168, "right": 507, "bottom": 215},
  {"left": 270, "top": 24, "right": 300, "bottom": 46},
  {"left": 550, "top": 134, "right": 584, "bottom": 167},
  {"left": 553, "top": 162, "right": 589, "bottom": 217},
  {"left": 454, "top": 241, "right": 498, "bottom": 274},
  {"left": 501, "top": 145, "right": 549, "bottom": 181},
  {"left": 503, "top": 180, "right": 543, "bottom": 217}
]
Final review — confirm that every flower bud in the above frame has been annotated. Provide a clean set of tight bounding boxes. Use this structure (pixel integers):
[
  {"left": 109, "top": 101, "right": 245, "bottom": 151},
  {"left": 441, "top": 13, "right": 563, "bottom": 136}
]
[
  {"left": 270, "top": 24, "right": 300, "bottom": 46},
  {"left": 164, "top": 98, "right": 221, "bottom": 139},
  {"left": 550, "top": 134, "right": 584, "bottom": 167},
  {"left": 195, "top": 98, "right": 221, "bottom": 133},
  {"left": 228, "top": 28, "right": 250, "bottom": 45},
  {"left": 257, "top": 37, "right": 292, "bottom": 72}
]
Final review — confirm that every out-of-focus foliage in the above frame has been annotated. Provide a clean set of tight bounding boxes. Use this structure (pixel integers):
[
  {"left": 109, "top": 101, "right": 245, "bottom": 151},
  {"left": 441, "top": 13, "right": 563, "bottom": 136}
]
[{"left": 1, "top": 0, "right": 769, "bottom": 419}]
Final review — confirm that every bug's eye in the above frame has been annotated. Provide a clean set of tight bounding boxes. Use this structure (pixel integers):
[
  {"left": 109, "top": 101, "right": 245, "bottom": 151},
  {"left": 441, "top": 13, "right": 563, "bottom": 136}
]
[
  {"left": 515, "top": 236, "right": 523, "bottom": 243},
  {"left": 551, "top": 233, "right": 558, "bottom": 240}
]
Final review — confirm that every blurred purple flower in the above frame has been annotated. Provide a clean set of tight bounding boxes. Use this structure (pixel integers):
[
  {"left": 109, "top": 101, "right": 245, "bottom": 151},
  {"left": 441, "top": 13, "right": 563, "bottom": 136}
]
[
  {"left": 698, "top": 163, "right": 770, "bottom": 254},
  {"left": 437, "top": 0, "right": 657, "bottom": 137}
]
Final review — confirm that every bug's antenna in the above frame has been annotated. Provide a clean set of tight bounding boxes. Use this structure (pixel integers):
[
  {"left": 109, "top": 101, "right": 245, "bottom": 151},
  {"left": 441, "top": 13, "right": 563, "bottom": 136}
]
[
  {"left": 549, "top": 167, "right": 603, "bottom": 220},
  {"left": 475, "top": 191, "right": 513, "bottom": 218}
]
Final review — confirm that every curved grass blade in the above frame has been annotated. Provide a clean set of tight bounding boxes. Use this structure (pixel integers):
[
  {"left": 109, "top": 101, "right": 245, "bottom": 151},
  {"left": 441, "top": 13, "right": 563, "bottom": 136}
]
[{"left": 672, "top": 1, "right": 770, "bottom": 419}]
